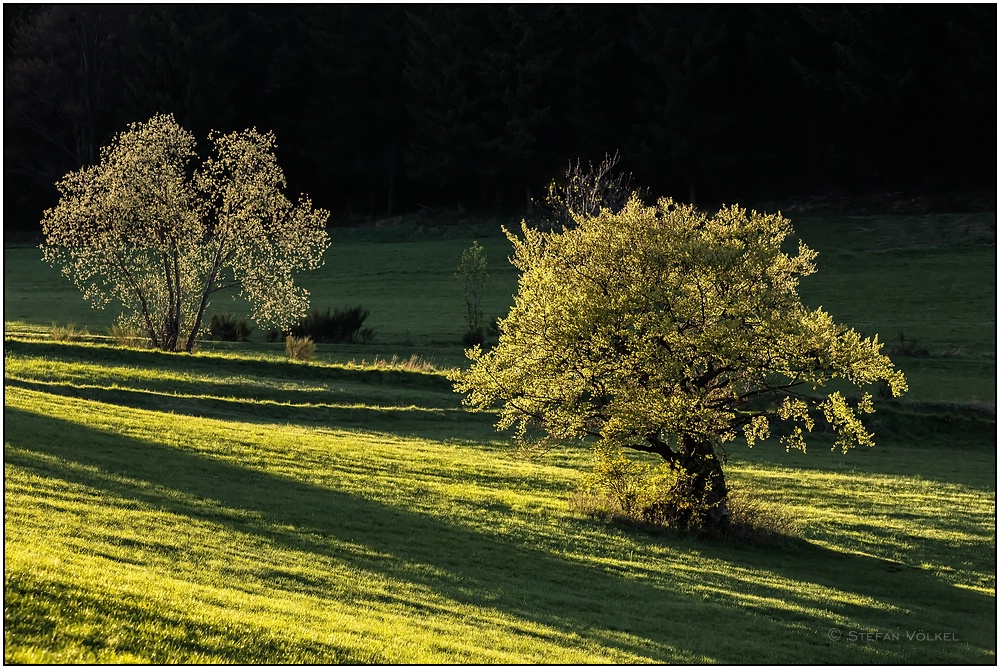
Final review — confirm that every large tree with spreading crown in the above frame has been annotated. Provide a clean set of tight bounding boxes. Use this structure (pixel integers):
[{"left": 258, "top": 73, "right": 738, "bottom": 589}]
[{"left": 453, "top": 196, "right": 906, "bottom": 530}]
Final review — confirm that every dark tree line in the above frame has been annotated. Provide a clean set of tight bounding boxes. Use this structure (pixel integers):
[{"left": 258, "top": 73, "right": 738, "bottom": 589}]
[{"left": 5, "top": 4, "right": 995, "bottom": 231}]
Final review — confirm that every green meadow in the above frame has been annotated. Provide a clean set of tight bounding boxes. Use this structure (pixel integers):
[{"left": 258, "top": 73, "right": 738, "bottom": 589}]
[{"left": 3, "top": 212, "right": 996, "bottom": 663}]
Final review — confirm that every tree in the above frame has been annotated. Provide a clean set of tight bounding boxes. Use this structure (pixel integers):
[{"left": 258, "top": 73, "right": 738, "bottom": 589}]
[
  {"left": 301, "top": 5, "right": 409, "bottom": 216},
  {"left": 404, "top": 6, "right": 490, "bottom": 202},
  {"left": 404, "top": 5, "right": 563, "bottom": 212},
  {"left": 542, "top": 151, "right": 644, "bottom": 227},
  {"left": 479, "top": 5, "right": 564, "bottom": 212},
  {"left": 4, "top": 4, "right": 131, "bottom": 173},
  {"left": 40, "top": 113, "right": 330, "bottom": 353},
  {"left": 625, "top": 6, "right": 738, "bottom": 204},
  {"left": 123, "top": 6, "right": 240, "bottom": 138},
  {"left": 453, "top": 197, "right": 907, "bottom": 531},
  {"left": 456, "top": 241, "right": 489, "bottom": 345},
  {"left": 4, "top": 5, "right": 133, "bottom": 229}
]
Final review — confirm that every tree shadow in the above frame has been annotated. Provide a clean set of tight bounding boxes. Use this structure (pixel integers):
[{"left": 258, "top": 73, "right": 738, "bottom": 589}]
[
  {"left": 5, "top": 338, "right": 500, "bottom": 444},
  {"left": 4, "top": 570, "right": 368, "bottom": 664},
  {"left": 5, "top": 405, "right": 994, "bottom": 663},
  {"left": 5, "top": 376, "right": 474, "bottom": 430},
  {"left": 3, "top": 339, "right": 452, "bottom": 391}
]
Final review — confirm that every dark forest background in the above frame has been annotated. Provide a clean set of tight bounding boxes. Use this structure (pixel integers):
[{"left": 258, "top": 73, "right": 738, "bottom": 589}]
[{"left": 4, "top": 4, "right": 996, "bottom": 231}]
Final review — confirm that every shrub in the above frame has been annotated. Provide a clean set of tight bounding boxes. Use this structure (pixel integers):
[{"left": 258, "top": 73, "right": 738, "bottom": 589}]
[
  {"left": 637, "top": 465, "right": 724, "bottom": 533},
  {"left": 285, "top": 335, "right": 316, "bottom": 361},
  {"left": 462, "top": 328, "right": 486, "bottom": 347},
  {"left": 204, "top": 313, "right": 253, "bottom": 341},
  {"left": 887, "top": 330, "right": 930, "bottom": 357},
  {"left": 270, "top": 306, "right": 375, "bottom": 344},
  {"left": 456, "top": 241, "right": 488, "bottom": 344},
  {"left": 571, "top": 443, "right": 658, "bottom": 522},
  {"left": 49, "top": 322, "right": 89, "bottom": 342}
]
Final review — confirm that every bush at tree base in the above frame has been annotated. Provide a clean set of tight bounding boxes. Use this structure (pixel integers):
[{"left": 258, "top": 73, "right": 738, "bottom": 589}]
[{"left": 573, "top": 443, "right": 800, "bottom": 542}]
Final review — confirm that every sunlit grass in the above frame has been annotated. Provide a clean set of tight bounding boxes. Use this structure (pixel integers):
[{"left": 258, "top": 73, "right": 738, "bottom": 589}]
[
  {"left": 4, "top": 340, "right": 995, "bottom": 664},
  {"left": 4, "top": 214, "right": 995, "bottom": 662}
]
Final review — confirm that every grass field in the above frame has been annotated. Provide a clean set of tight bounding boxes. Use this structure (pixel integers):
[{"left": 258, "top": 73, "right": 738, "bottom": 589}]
[{"left": 4, "top": 211, "right": 997, "bottom": 663}]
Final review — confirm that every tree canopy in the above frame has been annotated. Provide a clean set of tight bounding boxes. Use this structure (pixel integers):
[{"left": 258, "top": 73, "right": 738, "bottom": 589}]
[
  {"left": 40, "top": 113, "right": 330, "bottom": 352},
  {"left": 454, "top": 197, "right": 907, "bottom": 529}
]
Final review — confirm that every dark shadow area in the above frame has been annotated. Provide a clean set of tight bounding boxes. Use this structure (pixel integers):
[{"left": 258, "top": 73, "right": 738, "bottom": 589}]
[
  {"left": 5, "top": 363, "right": 458, "bottom": 408},
  {"left": 3, "top": 339, "right": 452, "bottom": 391},
  {"left": 725, "top": 431, "right": 997, "bottom": 492},
  {"left": 4, "top": 377, "right": 496, "bottom": 445},
  {"left": 5, "top": 405, "right": 994, "bottom": 663},
  {"left": 4, "top": 571, "right": 367, "bottom": 664}
]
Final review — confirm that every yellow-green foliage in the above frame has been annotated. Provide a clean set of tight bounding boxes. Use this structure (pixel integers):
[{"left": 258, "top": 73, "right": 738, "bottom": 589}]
[
  {"left": 578, "top": 443, "right": 652, "bottom": 517},
  {"left": 39, "top": 113, "right": 330, "bottom": 353},
  {"left": 575, "top": 444, "right": 722, "bottom": 531},
  {"left": 455, "top": 197, "right": 907, "bottom": 461}
]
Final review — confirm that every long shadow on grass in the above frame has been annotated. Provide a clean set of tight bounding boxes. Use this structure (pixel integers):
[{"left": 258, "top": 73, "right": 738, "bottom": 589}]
[
  {"left": 4, "top": 377, "right": 496, "bottom": 444},
  {"left": 5, "top": 366, "right": 460, "bottom": 410},
  {"left": 5, "top": 339, "right": 495, "bottom": 443},
  {"left": 5, "top": 406, "right": 994, "bottom": 664},
  {"left": 4, "top": 571, "right": 368, "bottom": 664},
  {"left": 4, "top": 376, "right": 465, "bottom": 423},
  {"left": 8, "top": 372, "right": 996, "bottom": 492},
  {"left": 3, "top": 339, "right": 452, "bottom": 390}
]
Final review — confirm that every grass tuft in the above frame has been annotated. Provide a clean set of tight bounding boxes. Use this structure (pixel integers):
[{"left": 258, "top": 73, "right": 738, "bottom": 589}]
[
  {"left": 284, "top": 335, "right": 316, "bottom": 361},
  {"left": 107, "top": 323, "right": 154, "bottom": 349},
  {"left": 346, "top": 353, "right": 438, "bottom": 373},
  {"left": 49, "top": 322, "right": 89, "bottom": 342},
  {"left": 724, "top": 486, "right": 802, "bottom": 547}
]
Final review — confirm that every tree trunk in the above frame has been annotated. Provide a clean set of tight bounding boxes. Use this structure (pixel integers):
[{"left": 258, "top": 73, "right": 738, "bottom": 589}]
[
  {"left": 676, "top": 436, "right": 729, "bottom": 531},
  {"left": 641, "top": 435, "right": 729, "bottom": 532}
]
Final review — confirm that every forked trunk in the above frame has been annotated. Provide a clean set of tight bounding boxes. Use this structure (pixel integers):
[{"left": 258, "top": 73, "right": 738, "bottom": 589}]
[{"left": 161, "top": 314, "right": 180, "bottom": 352}]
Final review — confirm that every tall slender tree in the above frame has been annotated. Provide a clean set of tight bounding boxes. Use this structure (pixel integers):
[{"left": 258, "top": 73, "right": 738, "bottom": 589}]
[
  {"left": 626, "top": 5, "right": 738, "bottom": 204},
  {"left": 303, "top": 5, "right": 409, "bottom": 216}
]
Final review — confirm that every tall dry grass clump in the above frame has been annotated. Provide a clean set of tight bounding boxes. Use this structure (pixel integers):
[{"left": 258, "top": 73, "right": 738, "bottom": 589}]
[{"left": 285, "top": 335, "right": 316, "bottom": 361}]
